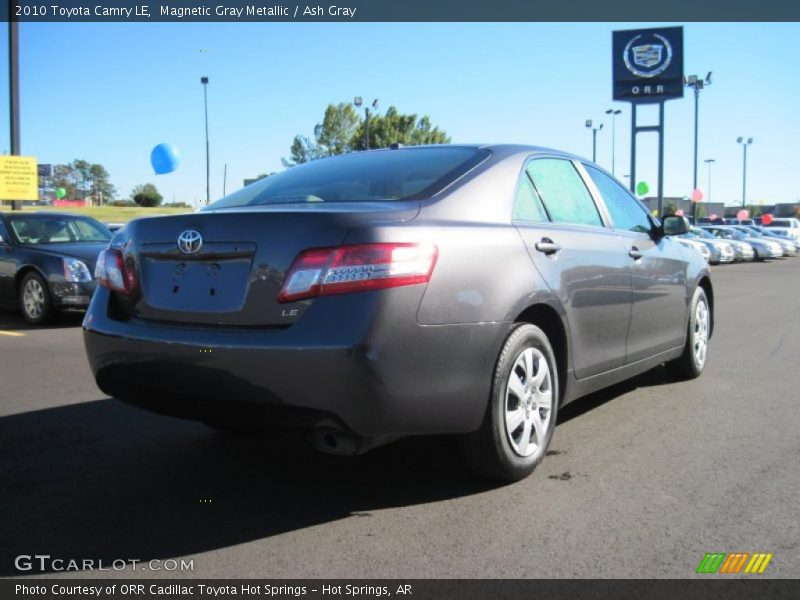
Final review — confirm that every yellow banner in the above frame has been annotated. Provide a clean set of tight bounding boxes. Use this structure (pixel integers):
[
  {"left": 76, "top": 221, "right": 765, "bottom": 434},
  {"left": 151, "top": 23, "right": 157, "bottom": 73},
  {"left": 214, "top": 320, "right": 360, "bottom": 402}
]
[{"left": 0, "top": 155, "right": 38, "bottom": 201}]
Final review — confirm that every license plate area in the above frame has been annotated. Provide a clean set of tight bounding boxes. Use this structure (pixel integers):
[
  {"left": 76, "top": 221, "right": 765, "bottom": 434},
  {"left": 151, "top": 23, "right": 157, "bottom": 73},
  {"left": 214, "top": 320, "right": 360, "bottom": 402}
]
[{"left": 141, "top": 257, "right": 251, "bottom": 313}]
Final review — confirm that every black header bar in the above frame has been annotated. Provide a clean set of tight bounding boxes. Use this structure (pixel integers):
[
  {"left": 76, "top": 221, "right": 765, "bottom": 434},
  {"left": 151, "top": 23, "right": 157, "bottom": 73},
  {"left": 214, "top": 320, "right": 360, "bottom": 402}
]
[{"left": 3, "top": 0, "right": 800, "bottom": 22}]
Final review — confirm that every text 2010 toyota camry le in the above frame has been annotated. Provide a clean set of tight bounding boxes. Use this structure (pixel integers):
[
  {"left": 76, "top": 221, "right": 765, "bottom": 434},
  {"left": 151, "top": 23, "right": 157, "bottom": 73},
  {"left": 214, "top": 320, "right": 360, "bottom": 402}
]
[{"left": 83, "top": 145, "right": 712, "bottom": 481}]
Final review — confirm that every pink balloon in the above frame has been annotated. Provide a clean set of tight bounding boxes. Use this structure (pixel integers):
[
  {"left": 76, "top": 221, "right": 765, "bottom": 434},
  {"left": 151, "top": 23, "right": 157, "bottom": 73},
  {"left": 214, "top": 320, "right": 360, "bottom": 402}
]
[
  {"left": 675, "top": 209, "right": 685, "bottom": 217},
  {"left": 709, "top": 213, "right": 718, "bottom": 220},
  {"left": 737, "top": 209, "right": 749, "bottom": 220},
  {"left": 691, "top": 188, "right": 704, "bottom": 202}
]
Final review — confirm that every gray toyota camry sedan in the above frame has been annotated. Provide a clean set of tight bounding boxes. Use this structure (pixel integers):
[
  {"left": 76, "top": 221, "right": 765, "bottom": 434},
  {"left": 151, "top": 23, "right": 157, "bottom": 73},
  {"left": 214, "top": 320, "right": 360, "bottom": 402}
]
[{"left": 83, "top": 145, "right": 713, "bottom": 481}]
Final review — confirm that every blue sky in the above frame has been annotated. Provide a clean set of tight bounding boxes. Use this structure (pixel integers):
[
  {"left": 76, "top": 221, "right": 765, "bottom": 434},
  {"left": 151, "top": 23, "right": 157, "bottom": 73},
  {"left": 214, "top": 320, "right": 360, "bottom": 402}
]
[{"left": 0, "top": 22, "right": 798, "bottom": 207}]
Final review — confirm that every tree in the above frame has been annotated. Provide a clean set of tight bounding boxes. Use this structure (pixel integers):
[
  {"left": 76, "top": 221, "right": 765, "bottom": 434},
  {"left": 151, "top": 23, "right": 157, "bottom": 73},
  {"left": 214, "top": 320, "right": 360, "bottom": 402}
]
[
  {"left": 284, "top": 102, "right": 450, "bottom": 165},
  {"left": 284, "top": 103, "right": 360, "bottom": 166},
  {"left": 352, "top": 107, "right": 450, "bottom": 150},
  {"left": 88, "top": 163, "right": 117, "bottom": 203},
  {"left": 49, "top": 159, "right": 117, "bottom": 203},
  {"left": 315, "top": 103, "right": 360, "bottom": 155},
  {"left": 694, "top": 202, "right": 707, "bottom": 219},
  {"left": 131, "top": 183, "right": 163, "bottom": 207},
  {"left": 51, "top": 164, "right": 76, "bottom": 199}
]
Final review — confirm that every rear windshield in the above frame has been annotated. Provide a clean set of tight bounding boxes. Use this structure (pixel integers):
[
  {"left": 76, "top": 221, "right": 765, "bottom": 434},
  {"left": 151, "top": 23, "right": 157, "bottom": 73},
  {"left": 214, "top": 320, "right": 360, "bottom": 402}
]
[{"left": 205, "top": 146, "right": 489, "bottom": 209}]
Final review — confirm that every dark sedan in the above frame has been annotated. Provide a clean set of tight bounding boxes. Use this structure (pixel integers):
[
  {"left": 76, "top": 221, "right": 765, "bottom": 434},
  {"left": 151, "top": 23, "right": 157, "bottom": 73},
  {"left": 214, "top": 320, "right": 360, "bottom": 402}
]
[
  {"left": 0, "top": 212, "right": 112, "bottom": 323},
  {"left": 83, "top": 145, "right": 712, "bottom": 481}
]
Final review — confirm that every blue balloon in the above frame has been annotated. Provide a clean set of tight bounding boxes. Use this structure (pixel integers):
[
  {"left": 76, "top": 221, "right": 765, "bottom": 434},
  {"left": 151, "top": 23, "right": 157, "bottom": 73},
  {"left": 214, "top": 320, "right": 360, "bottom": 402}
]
[{"left": 150, "top": 143, "right": 180, "bottom": 175}]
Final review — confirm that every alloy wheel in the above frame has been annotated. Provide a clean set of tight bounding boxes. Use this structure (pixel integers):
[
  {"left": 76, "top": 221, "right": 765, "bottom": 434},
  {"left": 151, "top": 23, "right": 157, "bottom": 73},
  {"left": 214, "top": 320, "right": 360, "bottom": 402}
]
[
  {"left": 504, "top": 347, "right": 553, "bottom": 458},
  {"left": 693, "top": 298, "right": 709, "bottom": 369},
  {"left": 22, "top": 278, "right": 45, "bottom": 320}
]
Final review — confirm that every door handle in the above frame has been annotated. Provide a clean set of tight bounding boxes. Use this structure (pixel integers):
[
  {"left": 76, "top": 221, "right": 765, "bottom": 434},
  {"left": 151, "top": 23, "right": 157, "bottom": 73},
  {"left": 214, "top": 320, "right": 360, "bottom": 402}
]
[
  {"left": 629, "top": 246, "right": 643, "bottom": 260},
  {"left": 535, "top": 238, "right": 561, "bottom": 254}
]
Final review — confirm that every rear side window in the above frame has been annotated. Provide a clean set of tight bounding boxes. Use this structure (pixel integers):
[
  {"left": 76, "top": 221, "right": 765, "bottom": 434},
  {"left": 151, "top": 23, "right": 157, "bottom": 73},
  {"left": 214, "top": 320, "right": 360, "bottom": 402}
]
[
  {"left": 526, "top": 159, "right": 602, "bottom": 227},
  {"left": 512, "top": 170, "right": 549, "bottom": 223},
  {"left": 585, "top": 165, "right": 652, "bottom": 234},
  {"left": 207, "top": 147, "right": 490, "bottom": 209}
]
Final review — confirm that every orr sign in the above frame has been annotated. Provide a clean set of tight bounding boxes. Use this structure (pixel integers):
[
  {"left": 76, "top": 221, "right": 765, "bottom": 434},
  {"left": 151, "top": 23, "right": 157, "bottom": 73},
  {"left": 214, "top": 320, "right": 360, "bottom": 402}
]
[{"left": 613, "top": 27, "right": 684, "bottom": 103}]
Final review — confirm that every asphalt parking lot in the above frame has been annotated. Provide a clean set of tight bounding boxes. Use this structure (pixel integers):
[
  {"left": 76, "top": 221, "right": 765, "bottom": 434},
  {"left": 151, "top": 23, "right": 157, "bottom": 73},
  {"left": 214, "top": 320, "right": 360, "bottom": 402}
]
[{"left": 1, "top": 258, "right": 799, "bottom": 579}]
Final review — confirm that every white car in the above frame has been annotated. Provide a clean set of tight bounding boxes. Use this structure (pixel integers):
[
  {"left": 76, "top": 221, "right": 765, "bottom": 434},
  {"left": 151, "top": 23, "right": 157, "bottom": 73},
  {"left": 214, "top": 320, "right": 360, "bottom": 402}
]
[
  {"left": 763, "top": 217, "right": 800, "bottom": 241},
  {"left": 687, "top": 228, "right": 735, "bottom": 263},
  {"left": 705, "top": 226, "right": 783, "bottom": 260},
  {"left": 676, "top": 237, "right": 711, "bottom": 263}
]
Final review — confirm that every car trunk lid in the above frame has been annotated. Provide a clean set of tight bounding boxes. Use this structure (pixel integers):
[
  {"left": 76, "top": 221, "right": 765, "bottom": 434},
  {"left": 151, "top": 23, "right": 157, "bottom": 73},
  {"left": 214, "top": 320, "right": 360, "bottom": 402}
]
[{"left": 116, "top": 202, "right": 417, "bottom": 327}]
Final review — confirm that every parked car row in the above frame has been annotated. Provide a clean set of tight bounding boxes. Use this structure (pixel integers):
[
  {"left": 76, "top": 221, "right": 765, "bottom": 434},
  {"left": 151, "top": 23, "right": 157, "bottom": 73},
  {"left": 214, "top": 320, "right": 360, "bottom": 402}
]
[
  {"left": 698, "top": 216, "right": 800, "bottom": 242},
  {"left": 675, "top": 224, "right": 798, "bottom": 264}
]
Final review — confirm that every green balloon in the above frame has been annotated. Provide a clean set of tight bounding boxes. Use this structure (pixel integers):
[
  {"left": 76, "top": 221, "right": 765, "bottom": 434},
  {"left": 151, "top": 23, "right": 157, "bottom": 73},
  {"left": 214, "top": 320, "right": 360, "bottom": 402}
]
[
  {"left": 55, "top": 187, "right": 67, "bottom": 199},
  {"left": 636, "top": 181, "right": 650, "bottom": 196}
]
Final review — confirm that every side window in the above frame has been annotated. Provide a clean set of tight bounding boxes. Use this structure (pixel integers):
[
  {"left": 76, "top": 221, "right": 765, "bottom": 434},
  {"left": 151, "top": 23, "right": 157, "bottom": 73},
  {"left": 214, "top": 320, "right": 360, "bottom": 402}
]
[
  {"left": 526, "top": 159, "right": 602, "bottom": 227},
  {"left": 585, "top": 166, "right": 652, "bottom": 234},
  {"left": 0, "top": 220, "right": 8, "bottom": 242},
  {"left": 512, "top": 170, "right": 549, "bottom": 223}
]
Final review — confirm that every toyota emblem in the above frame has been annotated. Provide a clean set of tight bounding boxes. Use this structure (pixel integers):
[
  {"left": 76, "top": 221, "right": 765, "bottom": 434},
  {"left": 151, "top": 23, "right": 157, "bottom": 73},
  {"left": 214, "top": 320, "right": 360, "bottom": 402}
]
[{"left": 177, "top": 230, "right": 203, "bottom": 254}]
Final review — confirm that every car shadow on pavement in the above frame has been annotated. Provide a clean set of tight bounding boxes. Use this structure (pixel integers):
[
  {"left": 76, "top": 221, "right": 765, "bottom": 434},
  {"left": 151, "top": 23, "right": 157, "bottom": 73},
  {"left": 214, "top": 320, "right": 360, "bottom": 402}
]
[
  {"left": 0, "top": 398, "right": 498, "bottom": 576},
  {"left": 0, "top": 364, "right": 674, "bottom": 576},
  {"left": 0, "top": 308, "right": 84, "bottom": 331},
  {"left": 558, "top": 364, "right": 670, "bottom": 424}
]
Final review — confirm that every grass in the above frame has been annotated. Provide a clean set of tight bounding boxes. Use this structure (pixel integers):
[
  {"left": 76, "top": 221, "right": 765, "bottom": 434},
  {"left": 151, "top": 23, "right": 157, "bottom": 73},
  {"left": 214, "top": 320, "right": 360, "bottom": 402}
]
[{"left": 7, "top": 204, "right": 194, "bottom": 223}]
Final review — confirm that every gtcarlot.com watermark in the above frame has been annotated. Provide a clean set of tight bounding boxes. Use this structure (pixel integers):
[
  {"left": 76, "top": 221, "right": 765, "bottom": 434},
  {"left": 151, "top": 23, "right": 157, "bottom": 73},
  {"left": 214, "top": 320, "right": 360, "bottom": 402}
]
[{"left": 14, "top": 554, "right": 195, "bottom": 573}]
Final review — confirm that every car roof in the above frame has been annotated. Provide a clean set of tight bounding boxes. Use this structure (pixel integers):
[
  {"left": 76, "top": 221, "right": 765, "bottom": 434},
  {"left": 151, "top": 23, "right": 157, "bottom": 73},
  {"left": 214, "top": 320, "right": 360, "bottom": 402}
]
[
  {"left": 369, "top": 143, "right": 590, "bottom": 164},
  {"left": 0, "top": 211, "right": 88, "bottom": 217}
]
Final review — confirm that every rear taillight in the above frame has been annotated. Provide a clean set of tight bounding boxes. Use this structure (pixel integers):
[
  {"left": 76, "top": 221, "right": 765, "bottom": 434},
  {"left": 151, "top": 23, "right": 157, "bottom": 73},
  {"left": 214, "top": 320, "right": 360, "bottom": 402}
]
[
  {"left": 278, "top": 243, "right": 438, "bottom": 303},
  {"left": 95, "top": 248, "right": 135, "bottom": 295}
]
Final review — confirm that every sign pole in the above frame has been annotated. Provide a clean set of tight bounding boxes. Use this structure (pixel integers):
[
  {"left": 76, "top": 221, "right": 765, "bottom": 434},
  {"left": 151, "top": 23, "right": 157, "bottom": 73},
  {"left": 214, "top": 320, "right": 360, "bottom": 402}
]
[
  {"left": 613, "top": 26, "right": 683, "bottom": 220},
  {"left": 629, "top": 104, "right": 637, "bottom": 194},
  {"left": 657, "top": 101, "right": 665, "bottom": 218},
  {"left": 8, "top": 17, "right": 21, "bottom": 210}
]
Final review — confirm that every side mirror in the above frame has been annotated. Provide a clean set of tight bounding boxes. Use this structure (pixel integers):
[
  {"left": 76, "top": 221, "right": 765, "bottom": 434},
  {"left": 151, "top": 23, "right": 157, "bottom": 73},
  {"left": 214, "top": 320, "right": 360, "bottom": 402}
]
[{"left": 662, "top": 215, "right": 689, "bottom": 236}]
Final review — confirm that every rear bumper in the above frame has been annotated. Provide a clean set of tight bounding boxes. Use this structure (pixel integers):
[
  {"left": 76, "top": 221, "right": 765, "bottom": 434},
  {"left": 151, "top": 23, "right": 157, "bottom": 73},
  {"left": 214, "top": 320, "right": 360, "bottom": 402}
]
[{"left": 83, "top": 286, "right": 508, "bottom": 442}]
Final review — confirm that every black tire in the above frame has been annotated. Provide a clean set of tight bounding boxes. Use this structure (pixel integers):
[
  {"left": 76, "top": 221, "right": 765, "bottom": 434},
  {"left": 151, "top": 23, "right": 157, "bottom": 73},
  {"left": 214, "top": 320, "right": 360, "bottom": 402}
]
[
  {"left": 460, "top": 323, "right": 559, "bottom": 482},
  {"left": 19, "top": 271, "right": 54, "bottom": 325},
  {"left": 666, "top": 286, "right": 710, "bottom": 381}
]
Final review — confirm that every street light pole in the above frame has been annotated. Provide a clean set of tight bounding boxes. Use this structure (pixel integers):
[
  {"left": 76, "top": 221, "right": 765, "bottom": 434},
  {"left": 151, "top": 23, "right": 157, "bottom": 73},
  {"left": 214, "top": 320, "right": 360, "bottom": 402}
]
[
  {"left": 201, "top": 76, "right": 210, "bottom": 204},
  {"left": 365, "top": 107, "right": 371, "bottom": 150},
  {"left": 737, "top": 137, "right": 753, "bottom": 208},
  {"left": 605, "top": 109, "right": 621, "bottom": 176},
  {"left": 8, "top": 19, "right": 20, "bottom": 210},
  {"left": 704, "top": 158, "right": 715, "bottom": 203},
  {"left": 685, "top": 72, "right": 712, "bottom": 222},
  {"left": 585, "top": 120, "right": 603, "bottom": 163},
  {"left": 354, "top": 97, "right": 379, "bottom": 150}
]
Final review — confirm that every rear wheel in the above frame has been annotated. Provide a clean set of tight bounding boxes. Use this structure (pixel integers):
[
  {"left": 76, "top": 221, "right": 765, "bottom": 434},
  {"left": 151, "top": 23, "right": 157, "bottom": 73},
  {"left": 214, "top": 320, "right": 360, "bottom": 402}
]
[
  {"left": 460, "top": 323, "right": 558, "bottom": 482},
  {"left": 666, "top": 286, "right": 710, "bottom": 381},
  {"left": 19, "top": 272, "right": 54, "bottom": 325}
]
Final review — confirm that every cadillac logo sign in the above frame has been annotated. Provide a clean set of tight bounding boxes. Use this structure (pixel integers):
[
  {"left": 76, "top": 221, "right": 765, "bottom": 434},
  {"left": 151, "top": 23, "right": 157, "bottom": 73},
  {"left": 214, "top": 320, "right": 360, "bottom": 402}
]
[
  {"left": 624, "top": 34, "right": 672, "bottom": 77},
  {"left": 177, "top": 229, "right": 203, "bottom": 254},
  {"left": 614, "top": 27, "right": 683, "bottom": 103}
]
